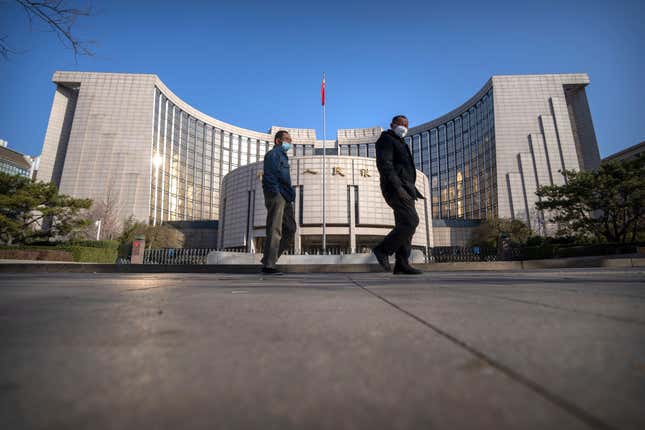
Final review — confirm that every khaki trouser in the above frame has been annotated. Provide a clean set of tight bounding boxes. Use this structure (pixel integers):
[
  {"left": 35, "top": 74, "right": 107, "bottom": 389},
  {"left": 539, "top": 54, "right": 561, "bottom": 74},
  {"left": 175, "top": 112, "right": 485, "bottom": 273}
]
[{"left": 261, "top": 191, "right": 296, "bottom": 268}]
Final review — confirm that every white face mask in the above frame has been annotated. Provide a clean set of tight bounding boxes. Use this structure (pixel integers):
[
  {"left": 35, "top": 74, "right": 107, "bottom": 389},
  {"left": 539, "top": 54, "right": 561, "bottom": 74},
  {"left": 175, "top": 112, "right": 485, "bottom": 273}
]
[{"left": 393, "top": 125, "right": 408, "bottom": 138}]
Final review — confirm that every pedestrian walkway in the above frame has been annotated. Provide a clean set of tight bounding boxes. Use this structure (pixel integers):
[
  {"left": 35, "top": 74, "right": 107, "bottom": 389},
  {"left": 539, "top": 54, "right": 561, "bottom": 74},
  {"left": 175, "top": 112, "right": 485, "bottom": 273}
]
[{"left": 1, "top": 268, "right": 644, "bottom": 429}]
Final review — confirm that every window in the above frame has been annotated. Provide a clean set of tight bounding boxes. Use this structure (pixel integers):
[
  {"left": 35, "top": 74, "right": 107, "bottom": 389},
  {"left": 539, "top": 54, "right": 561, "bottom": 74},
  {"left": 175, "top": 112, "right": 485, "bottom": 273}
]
[
  {"left": 231, "top": 135, "right": 240, "bottom": 167},
  {"left": 241, "top": 136, "right": 250, "bottom": 165},
  {"left": 368, "top": 143, "right": 376, "bottom": 158},
  {"left": 447, "top": 121, "right": 455, "bottom": 153},
  {"left": 195, "top": 122, "right": 204, "bottom": 155},
  {"left": 222, "top": 149, "right": 230, "bottom": 175},
  {"left": 249, "top": 139, "right": 257, "bottom": 162},
  {"left": 413, "top": 134, "right": 421, "bottom": 166},
  {"left": 422, "top": 132, "right": 430, "bottom": 163},
  {"left": 359, "top": 144, "right": 367, "bottom": 157}
]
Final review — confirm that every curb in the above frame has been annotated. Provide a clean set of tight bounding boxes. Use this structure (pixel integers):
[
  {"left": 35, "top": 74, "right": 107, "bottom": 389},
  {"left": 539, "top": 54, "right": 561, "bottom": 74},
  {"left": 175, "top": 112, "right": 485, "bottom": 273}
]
[{"left": 0, "top": 255, "right": 642, "bottom": 273}]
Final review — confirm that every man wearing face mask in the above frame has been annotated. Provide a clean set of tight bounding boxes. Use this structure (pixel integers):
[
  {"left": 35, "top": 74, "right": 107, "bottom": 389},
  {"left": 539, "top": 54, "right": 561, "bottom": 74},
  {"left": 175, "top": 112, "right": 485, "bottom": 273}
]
[
  {"left": 261, "top": 130, "right": 297, "bottom": 274},
  {"left": 372, "top": 115, "right": 425, "bottom": 275}
]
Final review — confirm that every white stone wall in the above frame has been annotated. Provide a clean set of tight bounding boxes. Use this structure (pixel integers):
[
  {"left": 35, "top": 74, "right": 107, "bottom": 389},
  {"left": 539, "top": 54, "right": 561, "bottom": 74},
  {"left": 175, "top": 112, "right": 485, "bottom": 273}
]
[
  {"left": 39, "top": 72, "right": 158, "bottom": 223},
  {"left": 38, "top": 85, "right": 78, "bottom": 186},
  {"left": 493, "top": 74, "right": 599, "bottom": 234},
  {"left": 337, "top": 127, "right": 383, "bottom": 145}
]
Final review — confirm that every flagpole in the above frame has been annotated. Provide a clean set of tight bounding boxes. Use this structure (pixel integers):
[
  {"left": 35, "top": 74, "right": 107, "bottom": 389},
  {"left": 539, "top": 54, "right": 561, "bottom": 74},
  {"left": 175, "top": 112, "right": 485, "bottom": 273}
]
[{"left": 322, "top": 72, "right": 327, "bottom": 253}]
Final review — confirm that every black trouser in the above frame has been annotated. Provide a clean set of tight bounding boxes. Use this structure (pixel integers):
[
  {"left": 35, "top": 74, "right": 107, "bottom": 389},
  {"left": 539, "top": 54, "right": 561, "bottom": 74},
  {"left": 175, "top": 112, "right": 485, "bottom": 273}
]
[
  {"left": 376, "top": 192, "right": 419, "bottom": 265},
  {"left": 261, "top": 192, "right": 296, "bottom": 268}
]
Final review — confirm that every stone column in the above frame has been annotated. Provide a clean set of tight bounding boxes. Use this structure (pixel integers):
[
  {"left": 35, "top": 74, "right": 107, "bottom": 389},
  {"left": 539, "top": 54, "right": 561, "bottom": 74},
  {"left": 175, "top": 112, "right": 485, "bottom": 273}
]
[
  {"left": 348, "top": 185, "right": 356, "bottom": 254},
  {"left": 246, "top": 190, "right": 255, "bottom": 253},
  {"left": 294, "top": 185, "right": 302, "bottom": 253}
]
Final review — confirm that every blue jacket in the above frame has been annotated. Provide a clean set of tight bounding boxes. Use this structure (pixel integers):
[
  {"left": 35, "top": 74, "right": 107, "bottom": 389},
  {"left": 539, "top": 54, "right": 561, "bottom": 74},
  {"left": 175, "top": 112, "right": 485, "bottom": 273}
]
[{"left": 262, "top": 146, "right": 295, "bottom": 202}]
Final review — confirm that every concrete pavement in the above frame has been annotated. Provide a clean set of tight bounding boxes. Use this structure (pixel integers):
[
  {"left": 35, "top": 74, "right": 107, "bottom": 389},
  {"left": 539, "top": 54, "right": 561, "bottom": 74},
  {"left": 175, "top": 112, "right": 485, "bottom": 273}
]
[{"left": 1, "top": 269, "right": 644, "bottom": 429}]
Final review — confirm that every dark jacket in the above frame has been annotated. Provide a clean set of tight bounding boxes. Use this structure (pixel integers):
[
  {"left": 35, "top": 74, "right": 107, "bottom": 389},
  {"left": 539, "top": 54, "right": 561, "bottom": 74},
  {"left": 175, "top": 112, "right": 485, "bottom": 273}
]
[
  {"left": 375, "top": 129, "right": 425, "bottom": 200},
  {"left": 262, "top": 145, "right": 295, "bottom": 202}
]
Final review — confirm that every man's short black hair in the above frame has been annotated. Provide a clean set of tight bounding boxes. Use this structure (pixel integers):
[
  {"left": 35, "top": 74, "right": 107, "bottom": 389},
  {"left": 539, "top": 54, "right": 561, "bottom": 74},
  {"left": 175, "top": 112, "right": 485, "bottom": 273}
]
[
  {"left": 391, "top": 115, "right": 407, "bottom": 124},
  {"left": 274, "top": 130, "right": 289, "bottom": 144}
]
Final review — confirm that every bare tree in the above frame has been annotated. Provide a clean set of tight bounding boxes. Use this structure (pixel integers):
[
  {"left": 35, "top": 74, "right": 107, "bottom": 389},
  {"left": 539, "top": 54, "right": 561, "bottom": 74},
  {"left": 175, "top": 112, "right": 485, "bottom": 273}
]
[
  {"left": 83, "top": 185, "right": 122, "bottom": 240},
  {"left": 1, "top": 0, "right": 96, "bottom": 60},
  {"left": 0, "top": 34, "right": 19, "bottom": 59}
]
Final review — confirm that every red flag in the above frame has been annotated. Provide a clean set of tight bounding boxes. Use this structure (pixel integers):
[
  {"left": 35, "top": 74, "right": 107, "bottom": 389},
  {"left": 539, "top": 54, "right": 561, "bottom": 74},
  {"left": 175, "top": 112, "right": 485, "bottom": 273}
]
[{"left": 321, "top": 73, "right": 326, "bottom": 106}]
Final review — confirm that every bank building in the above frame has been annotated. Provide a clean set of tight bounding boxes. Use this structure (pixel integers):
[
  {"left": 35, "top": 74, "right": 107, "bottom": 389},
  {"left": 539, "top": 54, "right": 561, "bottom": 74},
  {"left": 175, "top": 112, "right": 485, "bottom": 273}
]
[{"left": 38, "top": 72, "right": 600, "bottom": 253}]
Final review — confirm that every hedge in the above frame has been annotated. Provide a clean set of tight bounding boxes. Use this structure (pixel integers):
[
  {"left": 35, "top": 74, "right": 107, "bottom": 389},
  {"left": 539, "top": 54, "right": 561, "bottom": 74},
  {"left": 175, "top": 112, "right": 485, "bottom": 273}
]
[
  {"left": 520, "top": 244, "right": 557, "bottom": 260},
  {"left": 0, "top": 245, "right": 117, "bottom": 263},
  {"left": 0, "top": 248, "right": 73, "bottom": 262},
  {"left": 556, "top": 243, "right": 639, "bottom": 258},
  {"left": 518, "top": 243, "right": 641, "bottom": 260},
  {"left": 64, "top": 246, "right": 118, "bottom": 263},
  {"left": 70, "top": 240, "right": 120, "bottom": 249}
]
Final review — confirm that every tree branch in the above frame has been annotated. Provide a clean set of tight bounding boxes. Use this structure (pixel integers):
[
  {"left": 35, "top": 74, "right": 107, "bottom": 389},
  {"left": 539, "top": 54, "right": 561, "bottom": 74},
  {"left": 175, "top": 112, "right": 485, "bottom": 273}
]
[{"left": 9, "top": 0, "right": 95, "bottom": 60}]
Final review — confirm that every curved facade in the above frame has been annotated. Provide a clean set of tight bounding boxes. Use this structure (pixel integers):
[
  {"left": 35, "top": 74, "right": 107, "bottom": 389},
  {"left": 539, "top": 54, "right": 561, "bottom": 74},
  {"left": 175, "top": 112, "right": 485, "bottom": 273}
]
[
  {"left": 149, "top": 82, "right": 274, "bottom": 224},
  {"left": 332, "top": 74, "right": 601, "bottom": 236},
  {"left": 38, "top": 71, "right": 601, "bottom": 246},
  {"left": 38, "top": 72, "right": 384, "bottom": 229},
  {"left": 408, "top": 85, "right": 496, "bottom": 221},
  {"left": 218, "top": 155, "right": 431, "bottom": 252}
]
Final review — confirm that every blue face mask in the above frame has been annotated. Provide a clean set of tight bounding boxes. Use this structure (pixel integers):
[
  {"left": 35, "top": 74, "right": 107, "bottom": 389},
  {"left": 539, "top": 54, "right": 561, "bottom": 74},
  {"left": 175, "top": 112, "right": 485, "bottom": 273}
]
[{"left": 281, "top": 142, "right": 292, "bottom": 152}]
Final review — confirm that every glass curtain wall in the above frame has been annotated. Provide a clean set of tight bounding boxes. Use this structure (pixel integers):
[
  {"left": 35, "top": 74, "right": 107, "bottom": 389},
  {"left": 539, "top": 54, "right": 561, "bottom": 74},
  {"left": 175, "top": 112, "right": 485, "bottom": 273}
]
[
  {"left": 409, "top": 89, "right": 496, "bottom": 220},
  {"left": 150, "top": 88, "right": 270, "bottom": 224}
]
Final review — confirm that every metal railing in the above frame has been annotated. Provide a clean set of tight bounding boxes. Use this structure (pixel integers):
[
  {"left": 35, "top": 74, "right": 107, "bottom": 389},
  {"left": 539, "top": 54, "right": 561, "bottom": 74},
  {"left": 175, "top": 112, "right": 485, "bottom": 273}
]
[
  {"left": 139, "top": 247, "right": 399, "bottom": 265},
  {"left": 284, "top": 247, "right": 358, "bottom": 255},
  {"left": 428, "top": 246, "right": 499, "bottom": 263},
  {"left": 218, "top": 247, "right": 384, "bottom": 256},
  {"left": 128, "top": 243, "right": 642, "bottom": 265},
  {"left": 139, "top": 246, "right": 511, "bottom": 265},
  {"left": 143, "top": 248, "right": 216, "bottom": 265}
]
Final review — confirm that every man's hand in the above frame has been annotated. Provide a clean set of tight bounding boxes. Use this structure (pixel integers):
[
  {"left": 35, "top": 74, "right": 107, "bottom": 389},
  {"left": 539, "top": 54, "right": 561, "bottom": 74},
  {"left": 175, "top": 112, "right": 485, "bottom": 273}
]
[{"left": 395, "top": 187, "right": 414, "bottom": 202}]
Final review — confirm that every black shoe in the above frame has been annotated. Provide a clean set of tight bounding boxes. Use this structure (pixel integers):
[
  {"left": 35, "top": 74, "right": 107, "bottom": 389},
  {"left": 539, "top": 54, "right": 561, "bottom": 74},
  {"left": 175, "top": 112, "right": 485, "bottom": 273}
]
[
  {"left": 393, "top": 263, "right": 423, "bottom": 275},
  {"left": 372, "top": 246, "right": 391, "bottom": 272},
  {"left": 261, "top": 267, "right": 283, "bottom": 275}
]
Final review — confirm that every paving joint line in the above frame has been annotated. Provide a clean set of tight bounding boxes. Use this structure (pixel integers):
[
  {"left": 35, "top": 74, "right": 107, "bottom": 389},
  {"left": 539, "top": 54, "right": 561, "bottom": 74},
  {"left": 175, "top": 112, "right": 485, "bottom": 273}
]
[
  {"left": 346, "top": 275, "right": 617, "bottom": 430},
  {"left": 431, "top": 286, "right": 645, "bottom": 326},
  {"left": 442, "top": 282, "right": 645, "bottom": 300},
  {"left": 122, "top": 286, "right": 172, "bottom": 292},
  {"left": 510, "top": 286, "right": 645, "bottom": 300},
  {"left": 353, "top": 274, "right": 645, "bottom": 308}
]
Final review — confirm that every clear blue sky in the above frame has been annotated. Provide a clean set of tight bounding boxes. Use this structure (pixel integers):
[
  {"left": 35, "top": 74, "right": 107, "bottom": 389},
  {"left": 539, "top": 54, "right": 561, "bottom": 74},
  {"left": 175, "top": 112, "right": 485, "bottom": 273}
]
[{"left": 0, "top": 0, "right": 643, "bottom": 158}]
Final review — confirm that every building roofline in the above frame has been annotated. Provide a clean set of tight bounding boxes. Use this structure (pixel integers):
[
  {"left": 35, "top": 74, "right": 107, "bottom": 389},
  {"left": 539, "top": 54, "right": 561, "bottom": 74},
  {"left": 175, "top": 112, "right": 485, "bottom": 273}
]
[
  {"left": 51, "top": 71, "right": 592, "bottom": 143},
  {"left": 408, "top": 73, "right": 591, "bottom": 134},
  {"left": 52, "top": 71, "right": 376, "bottom": 144},
  {"left": 153, "top": 75, "right": 276, "bottom": 141},
  {"left": 603, "top": 141, "right": 645, "bottom": 161},
  {"left": 0, "top": 146, "right": 33, "bottom": 170},
  {"left": 408, "top": 78, "right": 493, "bottom": 133}
]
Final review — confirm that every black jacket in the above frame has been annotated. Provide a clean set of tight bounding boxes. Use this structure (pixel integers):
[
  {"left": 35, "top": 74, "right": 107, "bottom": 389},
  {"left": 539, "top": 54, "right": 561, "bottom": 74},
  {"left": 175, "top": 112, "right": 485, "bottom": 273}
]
[{"left": 375, "top": 129, "right": 425, "bottom": 200}]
